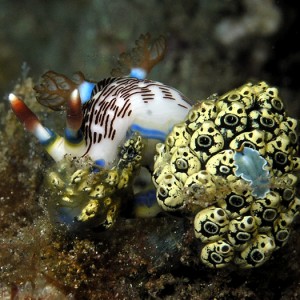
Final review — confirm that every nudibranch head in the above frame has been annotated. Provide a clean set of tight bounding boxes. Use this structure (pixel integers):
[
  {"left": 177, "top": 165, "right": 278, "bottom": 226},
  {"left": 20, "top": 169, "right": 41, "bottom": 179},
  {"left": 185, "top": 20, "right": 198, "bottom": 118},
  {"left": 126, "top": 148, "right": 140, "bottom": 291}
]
[{"left": 153, "top": 81, "right": 300, "bottom": 268}]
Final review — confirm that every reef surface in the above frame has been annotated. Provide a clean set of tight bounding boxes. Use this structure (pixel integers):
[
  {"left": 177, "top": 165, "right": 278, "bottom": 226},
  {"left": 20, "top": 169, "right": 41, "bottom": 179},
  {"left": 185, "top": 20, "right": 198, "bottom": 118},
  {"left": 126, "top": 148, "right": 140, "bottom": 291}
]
[{"left": 1, "top": 1, "right": 300, "bottom": 299}]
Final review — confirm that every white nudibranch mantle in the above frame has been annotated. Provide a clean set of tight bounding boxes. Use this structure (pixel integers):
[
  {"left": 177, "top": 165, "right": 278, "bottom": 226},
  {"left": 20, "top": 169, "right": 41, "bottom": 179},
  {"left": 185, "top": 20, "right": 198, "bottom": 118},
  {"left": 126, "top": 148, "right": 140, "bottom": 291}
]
[
  {"left": 9, "top": 77, "right": 191, "bottom": 167},
  {"left": 80, "top": 77, "right": 191, "bottom": 167}
]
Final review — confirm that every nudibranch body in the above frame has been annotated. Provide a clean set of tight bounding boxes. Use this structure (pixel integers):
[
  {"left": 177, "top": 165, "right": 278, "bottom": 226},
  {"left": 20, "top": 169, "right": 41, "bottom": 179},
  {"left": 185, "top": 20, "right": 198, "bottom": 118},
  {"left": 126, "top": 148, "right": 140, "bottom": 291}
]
[
  {"left": 153, "top": 81, "right": 300, "bottom": 268},
  {"left": 80, "top": 77, "right": 191, "bottom": 167},
  {"left": 10, "top": 76, "right": 191, "bottom": 167}
]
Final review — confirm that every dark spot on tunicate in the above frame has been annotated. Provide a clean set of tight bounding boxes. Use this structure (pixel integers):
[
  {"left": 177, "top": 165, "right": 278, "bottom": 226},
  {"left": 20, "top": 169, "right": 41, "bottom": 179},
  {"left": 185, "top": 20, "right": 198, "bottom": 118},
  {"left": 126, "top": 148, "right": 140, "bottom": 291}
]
[
  {"left": 281, "top": 220, "right": 287, "bottom": 227},
  {"left": 211, "top": 253, "right": 223, "bottom": 264},
  {"left": 275, "top": 152, "right": 287, "bottom": 165},
  {"left": 272, "top": 98, "right": 283, "bottom": 110},
  {"left": 263, "top": 209, "right": 277, "bottom": 221},
  {"left": 204, "top": 221, "right": 219, "bottom": 234},
  {"left": 283, "top": 189, "right": 294, "bottom": 201},
  {"left": 247, "top": 217, "right": 254, "bottom": 224},
  {"left": 126, "top": 146, "right": 136, "bottom": 159},
  {"left": 158, "top": 187, "right": 168, "bottom": 198},
  {"left": 228, "top": 93, "right": 240, "bottom": 101},
  {"left": 220, "top": 166, "right": 231, "bottom": 174},
  {"left": 251, "top": 249, "right": 264, "bottom": 263},
  {"left": 197, "top": 135, "right": 212, "bottom": 148},
  {"left": 261, "top": 117, "right": 275, "bottom": 128},
  {"left": 264, "top": 199, "right": 271, "bottom": 205},
  {"left": 175, "top": 158, "right": 188, "bottom": 171},
  {"left": 224, "top": 114, "right": 239, "bottom": 126},
  {"left": 237, "top": 232, "right": 251, "bottom": 241},
  {"left": 228, "top": 195, "right": 244, "bottom": 207},
  {"left": 191, "top": 184, "right": 201, "bottom": 194},
  {"left": 221, "top": 245, "right": 230, "bottom": 252},
  {"left": 217, "top": 209, "right": 225, "bottom": 216},
  {"left": 276, "top": 230, "right": 289, "bottom": 241}
]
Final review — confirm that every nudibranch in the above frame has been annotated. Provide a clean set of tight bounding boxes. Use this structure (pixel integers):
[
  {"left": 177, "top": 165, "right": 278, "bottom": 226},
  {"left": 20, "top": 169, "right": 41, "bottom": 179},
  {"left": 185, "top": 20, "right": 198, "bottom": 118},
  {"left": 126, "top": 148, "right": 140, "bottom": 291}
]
[
  {"left": 8, "top": 34, "right": 192, "bottom": 233},
  {"left": 153, "top": 81, "right": 300, "bottom": 268},
  {"left": 9, "top": 77, "right": 190, "bottom": 166}
]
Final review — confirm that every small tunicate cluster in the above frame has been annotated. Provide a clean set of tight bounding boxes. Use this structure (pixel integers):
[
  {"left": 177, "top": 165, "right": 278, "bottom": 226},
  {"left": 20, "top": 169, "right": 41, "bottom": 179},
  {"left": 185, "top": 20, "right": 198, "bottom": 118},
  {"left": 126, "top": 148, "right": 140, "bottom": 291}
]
[
  {"left": 153, "top": 81, "right": 300, "bottom": 268},
  {"left": 43, "top": 133, "right": 144, "bottom": 234}
]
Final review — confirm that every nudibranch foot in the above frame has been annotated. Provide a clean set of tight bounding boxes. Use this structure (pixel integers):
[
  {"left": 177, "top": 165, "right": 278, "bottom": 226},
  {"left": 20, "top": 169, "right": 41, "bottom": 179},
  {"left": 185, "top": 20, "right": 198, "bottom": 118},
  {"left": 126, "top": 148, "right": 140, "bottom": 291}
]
[{"left": 153, "top": 81, "right": 300, "bottom": 268}]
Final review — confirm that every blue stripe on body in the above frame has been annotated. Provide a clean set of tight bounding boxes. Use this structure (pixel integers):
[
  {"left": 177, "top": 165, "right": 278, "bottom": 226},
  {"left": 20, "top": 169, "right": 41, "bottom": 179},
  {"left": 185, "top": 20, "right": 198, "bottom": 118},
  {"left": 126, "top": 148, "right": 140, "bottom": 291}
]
[{"left": 129, "top": 123, "right": 167, "bottom": 141}]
